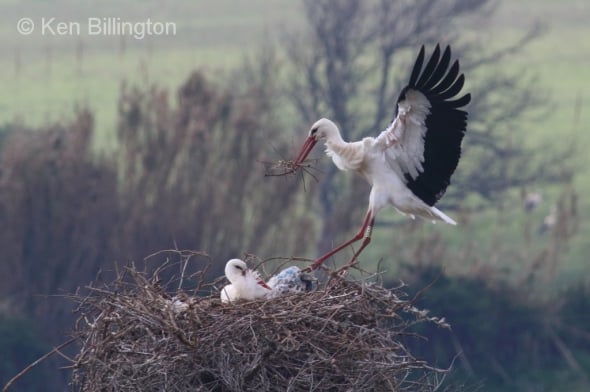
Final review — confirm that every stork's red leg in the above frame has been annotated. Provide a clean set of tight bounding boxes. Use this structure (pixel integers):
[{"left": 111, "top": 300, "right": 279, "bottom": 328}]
[
  {"left": 337, "top": 216, "right": 376, "bottom": 274},
  {"left": 308, "top": 210, "right": 373, "bottom": 270},
  {"left": 349, "top": 217, "right": 375, "bottom": 262}
]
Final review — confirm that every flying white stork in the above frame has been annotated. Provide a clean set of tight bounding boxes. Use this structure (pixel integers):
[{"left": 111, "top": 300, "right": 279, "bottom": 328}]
[
  {"left": 220, "top": 259, "right": 271, "bottom": 303},
  {"left": 292, "top": 44, "right": 471, "bottom": 270}
]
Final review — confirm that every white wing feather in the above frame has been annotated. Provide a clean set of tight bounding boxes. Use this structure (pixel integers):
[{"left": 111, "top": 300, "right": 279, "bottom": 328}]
[
  {"left": 220, "top": 284, "right": 238, "bottom": 303},
  {"left": 375, "top": 89, "right": 431, "bottom": 180},
  {"left": 326, "top": 140, "right": 366, "bottom": 171}
]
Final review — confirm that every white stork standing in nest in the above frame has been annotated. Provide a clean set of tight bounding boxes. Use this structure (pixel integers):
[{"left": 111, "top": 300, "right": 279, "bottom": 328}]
[{"left": 292, "top": 44, "right": 471, "bottom": 271}]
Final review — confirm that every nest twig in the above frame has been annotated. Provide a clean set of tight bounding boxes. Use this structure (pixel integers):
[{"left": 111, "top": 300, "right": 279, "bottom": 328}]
[{"left": 69, "top": 254, "right": 451, "bottom": 391}]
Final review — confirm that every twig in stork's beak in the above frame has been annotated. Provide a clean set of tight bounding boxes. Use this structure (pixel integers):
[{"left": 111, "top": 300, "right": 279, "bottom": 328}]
[
  {"left": 260, "top": 135, "right": 320, "bottom": 179},
  {"left": 294, "top": 135, "right": 318, "bottom": 166}
]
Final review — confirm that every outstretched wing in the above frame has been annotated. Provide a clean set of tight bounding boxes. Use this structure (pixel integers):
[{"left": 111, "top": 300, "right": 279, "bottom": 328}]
[{"left": 376, "top": 44, "right": 470, "bottom": 206}]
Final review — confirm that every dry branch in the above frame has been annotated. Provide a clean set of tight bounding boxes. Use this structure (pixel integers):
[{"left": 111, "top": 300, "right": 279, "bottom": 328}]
[{"left": 261, "top": 158, "right": 320, "bottom": 179}]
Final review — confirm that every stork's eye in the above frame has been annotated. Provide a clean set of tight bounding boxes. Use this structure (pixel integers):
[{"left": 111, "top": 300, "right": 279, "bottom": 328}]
[
  {"left": 234, "top": 265, "right": 244, "bottom": 271},
  {"left": 310, "top": 127, "right": 318, "bottom": 135}
]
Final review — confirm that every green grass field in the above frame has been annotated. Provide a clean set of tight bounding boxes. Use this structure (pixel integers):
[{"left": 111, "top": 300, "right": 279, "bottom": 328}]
[
  {"left": 0, "top": 0, "right": 589, "bottom": 284},
  {"left": 0, "top": 0, "right": 302, "bottom": 142}
]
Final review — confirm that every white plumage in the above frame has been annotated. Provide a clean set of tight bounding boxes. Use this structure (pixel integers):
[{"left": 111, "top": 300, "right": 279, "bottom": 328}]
[
  {"left": 293, "top": 44, "right": 471, "bottom": 270},
  {"left": 220, "top": 259, "right": 271, "bottom": 303}
]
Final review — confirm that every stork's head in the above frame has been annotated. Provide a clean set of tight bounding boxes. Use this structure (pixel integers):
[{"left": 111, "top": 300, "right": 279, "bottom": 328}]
[
  {"left": 309, "top": 118, "right": 339, "bottom": 140},
  {"left": 225, "top": 258, "right": 248, "bottom": 283},
  {"left": 294, "top": 118, "right": 339, "bottom": 165}
]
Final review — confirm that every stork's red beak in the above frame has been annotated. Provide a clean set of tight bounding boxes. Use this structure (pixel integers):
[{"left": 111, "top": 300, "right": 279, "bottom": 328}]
[
  {"left": 257, "top": 280, "right": 272, "bottom": 290},
  {"left": 294, "top": 135, "right": 317, "bottom": 164}
]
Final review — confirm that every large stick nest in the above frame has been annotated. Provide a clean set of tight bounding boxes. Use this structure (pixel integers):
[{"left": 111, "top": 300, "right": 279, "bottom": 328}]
[{"left": 70, "top": 252, "right": 451, "bottom": 391}]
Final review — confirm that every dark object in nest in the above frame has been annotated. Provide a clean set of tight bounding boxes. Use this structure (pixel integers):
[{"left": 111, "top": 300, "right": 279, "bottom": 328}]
[{"left": 70, "top": 260, "right": 451, "bottom": 391}]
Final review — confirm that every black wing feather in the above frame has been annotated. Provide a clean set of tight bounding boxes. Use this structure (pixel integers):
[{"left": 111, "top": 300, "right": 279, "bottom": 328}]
[
  {"left": 447, "top": 93, "right": 472, "bottom": 109},
  {"left": 416, "top": 44, "right": 440, "bottom": 86},
  {"left": 431, "top": 60, "right": 459, "bottom": 95},
  {"left": 408, "top": 46, "right": 426, "bottom": 86},
  {"left": 438, "top": 74, "right": 465, "bottom": 100},
  {"left": 395, "top": 44, "right": 470, "bottom": 206},
  {"left": 423, "top": 46, "right": 451, "bottom": 90}
]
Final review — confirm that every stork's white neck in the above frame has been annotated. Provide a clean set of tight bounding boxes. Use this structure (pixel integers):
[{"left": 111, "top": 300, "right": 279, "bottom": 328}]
[{"left": 324, "top": 131, "right": 347, "bottom": 152}]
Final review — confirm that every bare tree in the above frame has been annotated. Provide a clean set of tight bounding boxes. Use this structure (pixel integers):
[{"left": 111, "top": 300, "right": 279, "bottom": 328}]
[
  {"left": 283, "top": 0, "right": 571, "bottom": 255},
  {"left": 114, "top": 70, "right": 313, "bottom": 274}
]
